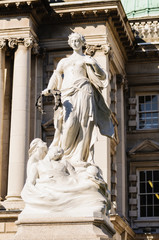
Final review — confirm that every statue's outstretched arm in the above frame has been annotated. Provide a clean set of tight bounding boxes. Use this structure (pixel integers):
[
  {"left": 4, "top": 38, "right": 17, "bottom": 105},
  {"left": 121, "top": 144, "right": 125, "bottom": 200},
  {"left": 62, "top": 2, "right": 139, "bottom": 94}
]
[{"left": 42, "top": 59, "right": 64, "bottom": 96}]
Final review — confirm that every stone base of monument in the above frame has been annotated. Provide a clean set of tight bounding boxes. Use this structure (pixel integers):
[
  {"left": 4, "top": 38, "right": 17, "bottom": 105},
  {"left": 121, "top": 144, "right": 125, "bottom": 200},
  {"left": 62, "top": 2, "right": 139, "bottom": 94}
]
[{"left": 14, "top": 213, "right": 115, "bottom": 240}]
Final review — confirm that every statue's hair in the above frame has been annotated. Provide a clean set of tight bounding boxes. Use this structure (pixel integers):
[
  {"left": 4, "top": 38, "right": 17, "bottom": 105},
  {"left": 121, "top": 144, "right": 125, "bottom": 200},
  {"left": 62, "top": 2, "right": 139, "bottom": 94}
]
[
  {"left": 68, "top": 32, "right": 86, "bottom": 47},
  {"left": 28, "top": 138, "right": 46, "bottom": 158}
]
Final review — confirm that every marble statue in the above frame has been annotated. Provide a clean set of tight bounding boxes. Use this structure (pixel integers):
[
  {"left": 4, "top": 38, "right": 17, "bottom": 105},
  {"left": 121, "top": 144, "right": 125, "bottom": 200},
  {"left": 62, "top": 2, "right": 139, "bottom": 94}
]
[
  {"left": 21, "top": 138, "right": 109, "bottom": 216},
  {"left": 20, "top": 33, "right": 113, "bottom": 218},
  {"left": 42, "top": 32, "right": 114, "bottom": 165}
]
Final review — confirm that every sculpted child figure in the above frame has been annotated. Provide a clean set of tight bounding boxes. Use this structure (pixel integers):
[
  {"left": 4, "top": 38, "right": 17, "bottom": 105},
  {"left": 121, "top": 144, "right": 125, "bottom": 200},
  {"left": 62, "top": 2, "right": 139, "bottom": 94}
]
[{"left": 42, "top": 32, "right": 114, "bottom": 165}]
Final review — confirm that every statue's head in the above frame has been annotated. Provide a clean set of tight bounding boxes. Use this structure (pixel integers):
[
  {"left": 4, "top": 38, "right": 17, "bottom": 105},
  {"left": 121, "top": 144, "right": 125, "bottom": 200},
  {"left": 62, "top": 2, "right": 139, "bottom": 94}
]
[
  {"left": 68, "top": 32, "right": 86, "bottom": 48},
  {"left": 48, "top": 146, "right": 64, "bottom": 161},
  {"left": 29, "top": 138, "right": 47, "bottom": 159}
]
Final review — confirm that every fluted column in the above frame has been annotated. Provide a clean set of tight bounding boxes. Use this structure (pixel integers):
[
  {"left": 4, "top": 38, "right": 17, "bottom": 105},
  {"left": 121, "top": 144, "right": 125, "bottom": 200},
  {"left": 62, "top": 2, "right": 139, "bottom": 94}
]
[
  {"left": 5, "top": 38, "right": 32, "bottom": 210},
  {"left": 0, "top": 39, "right": 6, "bottom": 202}
]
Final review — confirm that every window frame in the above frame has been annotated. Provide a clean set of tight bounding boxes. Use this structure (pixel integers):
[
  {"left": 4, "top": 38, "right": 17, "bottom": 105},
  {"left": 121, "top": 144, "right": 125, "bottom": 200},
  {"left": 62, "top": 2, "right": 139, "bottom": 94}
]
[
  {"left": 137, "top": 168, "right": 159, "bottom": 219},
  {"left": 136, "top": 93, "right": 159, "bottom": 130}
]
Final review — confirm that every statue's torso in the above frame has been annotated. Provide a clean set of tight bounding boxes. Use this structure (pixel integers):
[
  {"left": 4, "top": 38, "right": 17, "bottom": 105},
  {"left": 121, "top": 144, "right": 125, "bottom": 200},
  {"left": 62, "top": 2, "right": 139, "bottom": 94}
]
[{"left": 60, "top": 55, "right": 88, "bottom": 90}]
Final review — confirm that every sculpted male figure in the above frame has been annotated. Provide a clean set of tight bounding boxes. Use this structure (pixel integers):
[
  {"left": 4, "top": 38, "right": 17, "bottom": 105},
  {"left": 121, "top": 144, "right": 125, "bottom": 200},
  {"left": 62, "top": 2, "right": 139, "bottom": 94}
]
[{"left": 42, "top": 32, "right": 114, "bottom": 165}]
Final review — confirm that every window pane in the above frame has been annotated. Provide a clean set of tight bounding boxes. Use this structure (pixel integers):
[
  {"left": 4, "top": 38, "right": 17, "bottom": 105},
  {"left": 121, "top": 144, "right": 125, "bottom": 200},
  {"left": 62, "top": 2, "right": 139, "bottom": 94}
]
[
  {"left": 154, "top": 182, "right": 158, "bottom": 192},
  {"left": 146, "top": 112, "right": 151, "bottom": 119},
  {"left": 152, "top": 112, "right": 158, "bottom": 118},
  {"left": 154, "top": 206, "right": 159, "bottom": 216},
  {"left": 154, "top": 194, "right": 159, "bottom": 205},
  {"left": 140, "top": 183, "right": 146, "bottom": 193},
  {"left": 137, "top": 94, "right": 159, "bottom": 130},
  {"left": 147, "top": 194, "right": 153, "bottom": 205},
  {"left": 139, "top": 170, "right": 159, "bottom": 217},
  {"left": 140, "top": 171, "right": 145, "bottom": 181},
  {"left": 140, "top": 195, "right": 146, "bottom": 205},
  {"left": 146, "top": 104, "right": 151, "bottom": 111},
  {"left": 147, "top": 182, "right": 153, "bottom": 193},
  {"left": 152, "top": 95, "right": 157, "bottom": 102},
  {"left": 152, "top": 103, "right": 158, "bottom": 110},
  {"left": 152, "top": 119, "right": 158, "bottom": 124},
  {"left": 147, "top": 206, "right": 153, "bottom": 217},
  {"left": 139, "top": 104, "right": 144, "bottom": 111},
  {"left": 146, "top": 119, "right": 151, "bottom": 124},
  {"left": 139, "top": 113, "right": 145, "bottom": 119},
  {"left": 140, "top": 206, "right": 146, "bottom": 217},
  {"left": 154, "top": 171, "right": 159, "bottom": 181},
  {"left": 139, "top": 96, "right": 144, "bottom": 103},
  {"left": 147, "top": 171, "right": 152, "bottom": 181},
  {"left": 146, "top": 96, "right": 151, "bottom": 102}
]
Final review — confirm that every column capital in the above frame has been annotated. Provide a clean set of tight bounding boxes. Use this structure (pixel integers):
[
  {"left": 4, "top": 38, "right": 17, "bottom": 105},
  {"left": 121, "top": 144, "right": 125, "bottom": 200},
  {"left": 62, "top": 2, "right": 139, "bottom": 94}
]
[
  {"left": 85, "top": 43, "right": 112, "bottom": 57},
  {"left": 7, "top": 37, "right": 35, "bottom": 49},
  {"left": 102, "top": 43, "right": 111, "bottom": 55},
  {"left": 0, "top": 38, "right": 6, "bottom": 49},
  {"left": 23, "top": 37, "right": 33, "bottom": 48},
  {"left": 8, "top": 38, "right": 18, "bottom": 49}
]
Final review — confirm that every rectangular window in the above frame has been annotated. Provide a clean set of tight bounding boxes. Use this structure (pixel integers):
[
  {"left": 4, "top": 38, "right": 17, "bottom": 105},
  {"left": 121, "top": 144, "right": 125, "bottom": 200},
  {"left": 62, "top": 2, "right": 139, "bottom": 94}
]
[
  {"left": 139, "top": 170, "right": 159, "bottom": 217},
  {"left": 137, "top": 94, "right": 159, "bottom": 130}
]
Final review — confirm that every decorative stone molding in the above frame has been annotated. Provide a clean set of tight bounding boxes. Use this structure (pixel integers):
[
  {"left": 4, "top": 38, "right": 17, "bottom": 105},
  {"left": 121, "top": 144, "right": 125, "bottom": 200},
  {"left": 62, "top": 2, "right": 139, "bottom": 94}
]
[
  {"left": 6, "top": 37, "right": 35, "bottom": 49},
  {"left": 110, "top": 214, "right": 136, "bottom": 240},
  {"left": 85, "top": 43, "right": 112, "bottom": 57},
  {"left": 130, "top": 20, "right": 159, "bottom": 41},
  {"left": 85, "top": 44, "right": 98, "bottom": 56},
  {"left": 23, "top": 37, "right": 33, "bottom": 48},
  {"left": 8, "top": 38, "right": 18, "bottom": 49},
  {"left": 102, "top": 44, "right": 111, "bottom": 55},
  {"left": 0, "top": 38, "right": 6, "bottom": 49}
]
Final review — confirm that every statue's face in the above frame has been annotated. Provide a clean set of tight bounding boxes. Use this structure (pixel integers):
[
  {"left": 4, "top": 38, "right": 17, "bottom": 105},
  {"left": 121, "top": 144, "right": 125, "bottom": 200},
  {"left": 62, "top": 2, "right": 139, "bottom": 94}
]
[
  {"left": 38, "top": 141, "right": 47, "bottom": 158},
  {"left": 70, "top": 36, "right": 82, "bottom": 50}
]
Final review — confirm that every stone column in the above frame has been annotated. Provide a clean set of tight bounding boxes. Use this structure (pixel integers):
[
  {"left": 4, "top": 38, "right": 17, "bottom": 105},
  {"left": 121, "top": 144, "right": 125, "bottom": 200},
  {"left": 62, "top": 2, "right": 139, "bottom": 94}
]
[
  {"left": 0, "top": 39, "right": 6, "bottom": 202},
  {"left": 116, "top": 76, "right": 126, "bottom": 217},
  {"left": 94, "top": 43, "right": 111, "bottom": 188},
  {"left": 4, "top": 38, "right": 32, "bottom": 210}
]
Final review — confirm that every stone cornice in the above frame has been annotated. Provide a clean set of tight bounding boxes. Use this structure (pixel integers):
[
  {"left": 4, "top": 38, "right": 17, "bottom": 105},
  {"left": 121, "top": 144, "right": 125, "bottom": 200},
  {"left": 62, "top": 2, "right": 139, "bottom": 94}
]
[
  {"left": 110, "top": 214, "right": 136, "bottom": 240},
  {"left": 0, "top": 0, "right": 38, "bottom": 8},
  {"left": 0, "top": 0, "right": 51, "bottom": 24},
  {"left": 50, "top": 0, "right": 134, "bottom": 58}
]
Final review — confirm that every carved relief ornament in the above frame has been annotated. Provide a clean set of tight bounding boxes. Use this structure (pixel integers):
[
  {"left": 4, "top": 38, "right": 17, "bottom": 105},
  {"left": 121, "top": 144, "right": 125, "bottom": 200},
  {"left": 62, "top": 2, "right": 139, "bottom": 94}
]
[
  {"left": 8, "top": 38, "right": 18, "bottom": 49},
  {"left": 24, "top": 38, "right": 33, "bottom": 48},
  {"left": 85, "top": 42, "right": 112, "bottom": 58},
  {"left": 0, "top": 38, "right": 6, "bottom": 49}
]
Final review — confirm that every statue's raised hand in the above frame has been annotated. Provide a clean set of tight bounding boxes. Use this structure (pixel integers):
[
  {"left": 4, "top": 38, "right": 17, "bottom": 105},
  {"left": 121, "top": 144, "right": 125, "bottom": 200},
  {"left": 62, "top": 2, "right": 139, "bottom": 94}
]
[{"left": 42, "top": 88, "right": 51, "bottom": 96}]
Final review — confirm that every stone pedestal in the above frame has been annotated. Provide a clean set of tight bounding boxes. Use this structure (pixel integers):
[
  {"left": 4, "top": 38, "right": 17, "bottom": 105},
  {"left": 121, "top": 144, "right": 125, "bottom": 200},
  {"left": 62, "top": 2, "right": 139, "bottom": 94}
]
[{"left": 14, "top": 214, "right": 115, "bottom": 240}]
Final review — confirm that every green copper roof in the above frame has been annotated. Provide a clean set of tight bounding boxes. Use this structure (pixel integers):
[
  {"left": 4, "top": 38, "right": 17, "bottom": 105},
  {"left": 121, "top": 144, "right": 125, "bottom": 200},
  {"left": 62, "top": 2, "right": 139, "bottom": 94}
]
[{"left": 121, "top": 0, "right": 159, "bottom": 18}]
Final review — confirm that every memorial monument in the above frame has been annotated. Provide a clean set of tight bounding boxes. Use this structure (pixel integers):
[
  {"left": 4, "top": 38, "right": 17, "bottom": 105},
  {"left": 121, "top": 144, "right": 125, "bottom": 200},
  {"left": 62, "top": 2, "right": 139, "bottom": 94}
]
[{"left": 14, "top": 33, "right": 115, "bottom": 240}]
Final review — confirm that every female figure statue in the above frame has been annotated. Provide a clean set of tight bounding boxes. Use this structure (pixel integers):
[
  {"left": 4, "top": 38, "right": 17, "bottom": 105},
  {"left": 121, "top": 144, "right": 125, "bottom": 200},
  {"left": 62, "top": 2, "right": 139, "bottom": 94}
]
[{"left": 42, "top": 33, "right": 114, "bottom": 165}]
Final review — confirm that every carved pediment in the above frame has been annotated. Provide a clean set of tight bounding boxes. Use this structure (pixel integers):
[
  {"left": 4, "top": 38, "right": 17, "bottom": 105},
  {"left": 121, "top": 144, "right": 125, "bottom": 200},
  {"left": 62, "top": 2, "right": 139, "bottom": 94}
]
[{"left": 129, "top": 139, "right": 159, "bottom": 155}]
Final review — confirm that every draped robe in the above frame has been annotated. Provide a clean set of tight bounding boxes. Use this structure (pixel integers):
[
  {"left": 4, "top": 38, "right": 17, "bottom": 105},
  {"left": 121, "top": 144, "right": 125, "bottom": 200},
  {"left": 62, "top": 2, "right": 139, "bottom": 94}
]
[{"left": 49, "top": 64, "right": 114, "bottom": 164}]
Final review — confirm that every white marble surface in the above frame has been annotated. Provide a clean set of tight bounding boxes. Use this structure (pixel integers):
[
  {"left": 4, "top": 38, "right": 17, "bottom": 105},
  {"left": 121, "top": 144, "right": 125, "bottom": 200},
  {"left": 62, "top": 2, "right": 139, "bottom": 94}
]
[
  {"left": 21, "top": 33, "right": 113, "bottom": 217},
  {"left": 21, "top": 138, "right": 109, "bottom": 217},
  {"left": 42, "top": 32, "right": 114, "bottom": 165}
]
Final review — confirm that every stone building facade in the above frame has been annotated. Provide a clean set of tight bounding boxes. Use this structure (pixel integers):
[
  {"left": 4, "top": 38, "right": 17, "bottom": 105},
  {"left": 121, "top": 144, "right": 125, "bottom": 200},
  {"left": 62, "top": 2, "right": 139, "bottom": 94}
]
[{"left": 0, "top": 0, "right": 158, "bottom": 239}]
